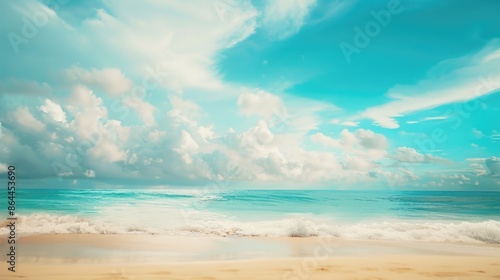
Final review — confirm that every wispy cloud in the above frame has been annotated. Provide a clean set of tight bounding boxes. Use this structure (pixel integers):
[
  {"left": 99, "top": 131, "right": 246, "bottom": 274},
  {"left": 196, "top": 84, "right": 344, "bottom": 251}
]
[
  {"left": 330, "top": 119, "right": 359, "bottom": 127},
  {"left": 354, "top": 40, "right": 500, "bottom": 128},
  {"left": 261, "top": 0, "right": 317, "bottom": 39},
  {"left": 406, "top": 115, "right": 449, "bottom": 124}
]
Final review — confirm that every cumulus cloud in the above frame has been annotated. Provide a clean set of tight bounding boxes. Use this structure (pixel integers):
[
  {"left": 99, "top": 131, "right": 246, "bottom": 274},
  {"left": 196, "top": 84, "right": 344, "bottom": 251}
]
[
  {"left": 223, "top": 120, "right": 346, "bottom": 182},
  {"left": 0, "top": 163, "right": 7, "bottom": 173},
  {"left": 393, "top": 147, "right": 449, "bottom": 164},
  {"left": 310, "top": 132, "right": 341, "bottom": 149},
  {"left": 66, "top": 86, "right": 108, "bottom": 139},
  {"left": 40, "top": 99, "right": 67, "bottom": 123},
  {"left": 311, "top": 128, "right": 388, "bottom": 151},
  {"left": 465, "top": 157, "right": 500, "bottom": 179},
  {"left": 123, "top": 97, "right": 157, "bottom": 126},
  {"left": 309, "top": 129, "right": 392, "bottom": 175},
  {"left": 84, "top": 170, "right": 96, "bottom": 178},
  {"left": 0, "top": 1, "right": 353, "bottom": 185},
  {"left": 342, "top": 155, "right": 376, "bottom": 171},
  {"left": 11, "top": 107, "right": 45, "bottom": 132},
  {"left": 354, "top": 129, "right": 388, "bottom": 150},
  {"left": 0, "top": 0, "right": 493, "bottom": 190},
  {"left": 485, "top": 157, "right": 500, "bottom": 177},
  {"left": 67, "top": 85, "right": 104, "bottom": 109},
  {"left": 238, "top": 90, "right": 286, "bottom": 120}
]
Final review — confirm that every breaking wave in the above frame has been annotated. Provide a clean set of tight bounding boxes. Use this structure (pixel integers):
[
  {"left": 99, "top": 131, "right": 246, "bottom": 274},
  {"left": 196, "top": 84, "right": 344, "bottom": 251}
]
[{"left": 2, "top": 213, "right": 500, "bottom": 244}]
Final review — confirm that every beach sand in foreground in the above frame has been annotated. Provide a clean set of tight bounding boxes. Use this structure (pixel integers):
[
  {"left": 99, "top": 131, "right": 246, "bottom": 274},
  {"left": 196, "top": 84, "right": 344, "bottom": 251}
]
[
  {"left": 2, "top": 256, "right": 500, "bottom": 280},
  {"left": 1, "top": 234, "right": 499, "bottom": 279}
]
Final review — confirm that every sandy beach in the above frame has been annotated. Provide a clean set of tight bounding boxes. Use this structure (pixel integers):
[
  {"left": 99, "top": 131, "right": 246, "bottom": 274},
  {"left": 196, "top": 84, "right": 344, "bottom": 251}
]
[
  {"left": 2, "top": 255, "right": 500, "bottom": 280},
  {"left": 1, "top": 234, "right": 500, "bottom": 279}
]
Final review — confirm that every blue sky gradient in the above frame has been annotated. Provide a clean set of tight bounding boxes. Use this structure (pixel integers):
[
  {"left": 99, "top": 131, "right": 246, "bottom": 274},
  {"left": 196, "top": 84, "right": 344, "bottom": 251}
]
[{"left": 0, "top": 0, "right": 499, "bottom": 189}]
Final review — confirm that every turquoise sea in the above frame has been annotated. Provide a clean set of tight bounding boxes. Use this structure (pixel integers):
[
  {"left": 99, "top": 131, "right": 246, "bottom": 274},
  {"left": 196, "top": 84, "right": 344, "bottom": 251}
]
[{"left": 2, "top": 189, "right": 500, "bottom": 243}]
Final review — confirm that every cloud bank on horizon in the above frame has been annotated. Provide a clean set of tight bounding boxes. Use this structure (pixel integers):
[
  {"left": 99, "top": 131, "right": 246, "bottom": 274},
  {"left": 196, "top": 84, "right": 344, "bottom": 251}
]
[{"left": 0, "top": 0, "right": 499, "bottom": 189}]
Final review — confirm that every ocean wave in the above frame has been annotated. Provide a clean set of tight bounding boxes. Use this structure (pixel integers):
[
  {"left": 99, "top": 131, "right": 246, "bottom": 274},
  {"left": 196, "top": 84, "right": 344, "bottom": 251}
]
[
  {"left": 2, "top": 213, "right": 500, "bottom": 244},
  {"left": 0, "top": 214, "right": 159, "bottom": 235}
]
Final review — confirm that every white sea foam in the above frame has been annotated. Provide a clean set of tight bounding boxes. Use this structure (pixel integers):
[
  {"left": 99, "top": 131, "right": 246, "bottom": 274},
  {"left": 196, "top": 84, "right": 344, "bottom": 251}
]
[{"left": 2, "top": 213, "right": 500, "bottom": 244}]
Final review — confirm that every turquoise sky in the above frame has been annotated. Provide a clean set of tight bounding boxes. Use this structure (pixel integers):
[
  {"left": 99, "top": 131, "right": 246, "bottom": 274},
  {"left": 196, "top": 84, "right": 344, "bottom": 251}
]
[{"left": 0, "top": 0, "right": 499, "bottom": 189}]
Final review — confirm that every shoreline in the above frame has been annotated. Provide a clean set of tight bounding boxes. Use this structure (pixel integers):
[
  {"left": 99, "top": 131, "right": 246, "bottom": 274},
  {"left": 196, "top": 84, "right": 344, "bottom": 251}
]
[{"left": 1, "top": 234, "right": 500, "bottom": 261}]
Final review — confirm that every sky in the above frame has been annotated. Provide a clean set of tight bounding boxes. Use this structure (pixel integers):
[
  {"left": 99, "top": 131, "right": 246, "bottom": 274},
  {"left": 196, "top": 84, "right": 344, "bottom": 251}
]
[{"left": 0, "top": 0, "right": 499, "bottom": 190}]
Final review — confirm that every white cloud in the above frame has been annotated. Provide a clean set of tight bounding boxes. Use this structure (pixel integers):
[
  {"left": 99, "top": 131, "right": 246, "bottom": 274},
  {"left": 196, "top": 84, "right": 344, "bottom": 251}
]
[
  {"left": 330, "top": 119, "right": 359, "bottom": 127},
  {"left": 223, "top": 121, "right": 348, "bottom": 183},
  {"left": 404, "top": 115, "right": 449, "bottom": 125},
  {"left": 80, "top": 0, "right": 258, "bottom": 91},
  {"left": 393, "top": 147, "right": 449, "bottom": 164},
  {"left": 465, "top": 157, "right": 500, "bottom": 178},
  {"left": 63, "top": 67, "right": 133, "bottom": 96},
  {"left": 310, "top": 132, "right": 341, "bottom": 149},
  {"left": 238, "top": 90, "right": 286, "bottom": 120},
  {"left": 66, "top": 86, "right": 109, "bottom": 139},
  {"left": 177, "top": 130, "right": 199, "bottom": 154},
  {"left": 355, "top": 40, "right": 500, "bottom": 128},
  {"left": 421, "top": 116, "right": 448, "bottom": 121},
  {"left": 0, "top": 163, "right": 7, "bottom": 173},
  {"left": 175, "top": 130, "right": 200, "bottom": 165},
  {"left": 342, "top": 155, "right": 376, "bottom": 171},
  {"left": 67, "top": 85, "right": 104, "bottom": 109},
  {"left": 460, "top": 174, "right": 470, "bottom": 181},
  {"left": 466, "top": 158, "right": 489, "bottom": 176},
  {"left": 1, "top": 0, "right": 490, "bottom": 190},
  {"left": 84, "top": 170, "right": 96, "bottom": 178},
  {"left": 485, "top": 157, "right": 500, "bottom": 177},
  {"left": 198, "top": 125, "right": 215, "bottom": 142},
  {"left": 261, "top": 0, "right": 317, "bottom": 39},
  {"left": 12, "top": 107, "right": 45, "bottom": 132},
  {"left": 89, "top": 139, "right": 126, "bottom": 163},
  {"left": 354, "top": 129, "right": 388, "bottom": 150},
  {"left": 309, "top": 129, "right": 389, "bottom": 175},
  {"left": 40, "top": 99, "right": 67, "bottom": 123},
  {"left": 311, "top": 128, "right": 388, "bottom": 151},
  {"left": 123, "top": 97, "right": 157, "bottom": 126},
  {"left": 393, "top": 147, "right": 425, "bottom": 163},
  {"left": 148, "top": 130, "right": 166, "bottom": 143}
]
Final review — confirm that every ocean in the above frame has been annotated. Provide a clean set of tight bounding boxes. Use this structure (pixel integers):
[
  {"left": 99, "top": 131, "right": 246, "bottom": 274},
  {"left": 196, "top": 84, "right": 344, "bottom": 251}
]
[{"left": 2, "top": 189, "right": 500, "bottom": 243}]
